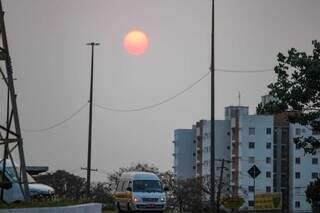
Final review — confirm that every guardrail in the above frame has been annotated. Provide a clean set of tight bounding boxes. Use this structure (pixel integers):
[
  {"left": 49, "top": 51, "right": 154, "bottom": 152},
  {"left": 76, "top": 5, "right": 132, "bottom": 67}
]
[{"left": 0, "top": 203, "right": 102, "bottom": 213}]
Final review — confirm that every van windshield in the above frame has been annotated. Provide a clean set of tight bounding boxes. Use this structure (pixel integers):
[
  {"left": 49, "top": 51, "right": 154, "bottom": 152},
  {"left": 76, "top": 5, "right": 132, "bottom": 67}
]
[{"left": 133, "top": 180, "right": 163, "bottom": 193}]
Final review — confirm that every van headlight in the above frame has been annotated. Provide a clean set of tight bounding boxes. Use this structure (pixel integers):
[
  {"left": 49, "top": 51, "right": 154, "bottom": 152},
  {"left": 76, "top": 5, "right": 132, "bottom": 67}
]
[
  {"left": 132, "top": 196, "right": 141, "bottom": 203},
  {"left": 160, "top": 197, "right": 166, "bottom": 202}
]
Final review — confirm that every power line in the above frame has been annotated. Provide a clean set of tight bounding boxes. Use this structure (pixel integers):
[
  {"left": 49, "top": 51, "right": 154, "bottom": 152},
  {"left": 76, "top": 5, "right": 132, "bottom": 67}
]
[
  {"left": 215, "top": 68, "right": 273, "bottom": 73},
  {"left": 22, "top": 102, "right": 88, "bottom": 132},
  {"left": 20, "top": 67, "right": 276, "bottom": 131},
  {"left": 94, "top": 71, "right": 211, "bottom": 112}
]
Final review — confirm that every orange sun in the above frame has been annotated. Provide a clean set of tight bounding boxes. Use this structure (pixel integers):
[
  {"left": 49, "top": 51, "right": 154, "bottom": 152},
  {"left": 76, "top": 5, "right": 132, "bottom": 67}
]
[{"left": 123, "top": 30, "right": 149, "bottom": 56}]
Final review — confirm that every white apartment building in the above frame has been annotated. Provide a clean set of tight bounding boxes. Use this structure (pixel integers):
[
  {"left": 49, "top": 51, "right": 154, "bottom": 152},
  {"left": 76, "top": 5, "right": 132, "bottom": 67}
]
[
  {"left": 195, "top": 120, "right": 231, "bottom": 178},
  {"left": 173, "top": 129, "right": 196, "bottom": 179},
  {"left": 230, "top": 113, "right": 274, "bottom": 209},
  {"left": 289, "top": 123, "right": 320, "bottom": 213},
  {"left": 173, "top": 103, "right": 320, "bottom": 212}
]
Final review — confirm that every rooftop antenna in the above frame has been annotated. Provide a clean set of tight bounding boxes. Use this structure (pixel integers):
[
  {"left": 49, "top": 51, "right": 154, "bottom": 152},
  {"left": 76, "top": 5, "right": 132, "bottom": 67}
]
[
  {"left": 238, "top": 91, "right": 241, "bottom": 106},
  {"left": 0, "top": 0, "right": 30, "bottom": 201}
]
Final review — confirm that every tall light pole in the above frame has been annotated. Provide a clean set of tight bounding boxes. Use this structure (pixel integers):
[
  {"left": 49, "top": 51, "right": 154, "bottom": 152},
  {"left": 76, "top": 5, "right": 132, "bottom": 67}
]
[
  {"left": 210, "top": 0, "right": 216, "bottom": 212},
  {"left": 86, "top": 42, "right": 99, "bottom": 197}
]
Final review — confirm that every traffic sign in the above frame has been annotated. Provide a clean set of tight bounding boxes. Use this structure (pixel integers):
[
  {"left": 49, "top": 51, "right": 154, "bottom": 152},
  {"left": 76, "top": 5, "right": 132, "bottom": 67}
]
[
  {"left": 222, "top": 197, "right": 245, "bottom": 209},
  {"left": 248, "top": 165, "right": 261, "bottom": 179}
]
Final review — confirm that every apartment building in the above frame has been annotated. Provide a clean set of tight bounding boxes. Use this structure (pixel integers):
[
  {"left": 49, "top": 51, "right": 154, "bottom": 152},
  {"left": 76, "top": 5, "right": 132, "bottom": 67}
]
[
  {"left": 230, "top": 112, "right": 274, "bottom": 208},
  {"left": 173, "top": 129, "right": 196, "bottom": 179},
  {"left": 195, "top": 120, "right": 230, "bottom": 179},
  {"left": 173, "top": 103, "right": 320, "bottom": 212},
  {"left": 289, "top": 123, "right": 320, "bottom": 212}
]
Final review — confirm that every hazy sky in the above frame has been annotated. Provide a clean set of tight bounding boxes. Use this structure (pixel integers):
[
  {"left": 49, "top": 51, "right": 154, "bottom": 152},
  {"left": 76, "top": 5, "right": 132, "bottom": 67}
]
[{"left": 2, "top": 0, "right": 320, "bottom": 181}]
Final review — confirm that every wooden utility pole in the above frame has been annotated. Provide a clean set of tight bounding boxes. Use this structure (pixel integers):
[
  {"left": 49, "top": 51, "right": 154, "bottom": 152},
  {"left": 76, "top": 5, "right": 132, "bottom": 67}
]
[
  {"left": 216, "top": 159, "right": 225, "bottom": 213},
  {"left": 86, "top": 42, "right": 99, "bottom": 198}
]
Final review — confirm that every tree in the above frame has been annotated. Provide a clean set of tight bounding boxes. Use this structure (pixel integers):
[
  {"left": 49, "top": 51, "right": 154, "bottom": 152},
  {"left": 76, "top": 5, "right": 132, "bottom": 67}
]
[
  {"left": 170, "top": 177, "right": 203, "bottom": 213},
  {"left": 90, "top": 182, "right": 113, "bottom": 204},
  {"left": 35, "top": 170, "right": 86, "bottom": 199},
  {"left": 257, "top": 40, "right": 320, "bottom": 154},
  {"left": 306, "top": 178, "right": 320, "bottom": 213},
  {"left": 107, "top": 163, "right": 160, "bottom": 190}
]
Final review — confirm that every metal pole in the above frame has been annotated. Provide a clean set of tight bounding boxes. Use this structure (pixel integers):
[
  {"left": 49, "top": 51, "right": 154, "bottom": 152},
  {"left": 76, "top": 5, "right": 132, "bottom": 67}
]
[
  {"left": 216, "top": 159, "right": 225, "bottom": 213},
  {"left": 86, "top": 42, "right": 99, "bottom": 198},
  {"left": 210, "top": 0, "right": 216, "bottom": 212}
]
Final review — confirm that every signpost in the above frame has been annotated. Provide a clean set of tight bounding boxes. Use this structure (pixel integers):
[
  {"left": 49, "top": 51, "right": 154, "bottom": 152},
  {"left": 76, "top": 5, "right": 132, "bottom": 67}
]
[{"left": 248, "top": 165, "right": 261, "bottom": 209}]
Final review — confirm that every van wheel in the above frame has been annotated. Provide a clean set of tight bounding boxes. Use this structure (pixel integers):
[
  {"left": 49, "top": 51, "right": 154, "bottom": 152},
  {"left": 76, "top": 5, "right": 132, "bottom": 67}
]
[{"left": 117, "top": 203, "right": 124, "bottom": 213}]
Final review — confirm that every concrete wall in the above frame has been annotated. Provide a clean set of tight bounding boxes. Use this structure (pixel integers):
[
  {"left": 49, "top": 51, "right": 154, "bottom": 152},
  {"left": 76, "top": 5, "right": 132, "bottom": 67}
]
[{"left": 0, "top": 203, "right": 102, "bottom": 213}]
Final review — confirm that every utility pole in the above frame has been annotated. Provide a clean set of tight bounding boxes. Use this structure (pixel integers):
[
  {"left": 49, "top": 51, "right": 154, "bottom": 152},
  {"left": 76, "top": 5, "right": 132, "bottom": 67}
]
[
  {"left": 0, "top": 0, "right": 29, "bottom": 201},
  {"left": 86, "top": 42, "right": 99, "bottom": 198},
  {"left": 216, "top": 159, "right": 225, "bottom": 213},
  {"left": 210, "top": 0, "right": 216, "bottom": 212}
]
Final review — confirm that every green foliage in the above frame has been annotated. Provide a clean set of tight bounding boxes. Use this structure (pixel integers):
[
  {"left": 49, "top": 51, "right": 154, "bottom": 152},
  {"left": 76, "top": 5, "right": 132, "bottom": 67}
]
[
  {"left": 306, "top": 178, "right": 320, "bottom": 211},
  {"left": 35, "top": 170, "right": 86, "bottom": 200},
  {"left": 257, "top": 40, "right": 320, "bottom": 153},
  {"left": 90, "top": 182, "right": 113, "bottom": 204},
  {"left": 170, "top": 178, "right": 203, "bottom": 213},
  {"left": 35, "top": 170, "right": 113, "bottom": 206}
]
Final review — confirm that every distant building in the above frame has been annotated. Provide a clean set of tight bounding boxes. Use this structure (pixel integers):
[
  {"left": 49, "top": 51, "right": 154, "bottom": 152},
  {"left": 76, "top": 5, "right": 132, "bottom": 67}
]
[
  {"left": 173, "top": 129, "right": 196, "bottom": 179},
  {"left": 172, "top": 98, "right": 320, "bottom": 212},
  {"left": 230, "top": 111, "right": 274, "bottom": 208},
  {"left": 289, "top": 123, "right": 320, "bottom": 212}
]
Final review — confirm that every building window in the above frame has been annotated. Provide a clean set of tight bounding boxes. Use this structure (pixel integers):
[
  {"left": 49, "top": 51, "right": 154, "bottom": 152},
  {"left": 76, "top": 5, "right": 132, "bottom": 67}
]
[
  {"left": 266, "top": 142, "right": 272, "bottom": 149},
  {"left": 296, "top": 128, "right": 301, "bottom": 135},
  {"left": 266, "top": 171, "right": 271, "bottom": 178},
  {"left": 249, "top": 128, "right": 255, "bottom": 135},
  {"left": 248, "top": 201, "right": 254, "bottom": 207},
  {"left": 302, "top": 128, "right": 306, "bottom": 133},
  {"left": 266, "top": 157, "right": 271, "bottom": 164},
  {"left": 313, "top": 129, "right": 320, "bottom": 135},
  {"left": 295, "top": 172, "right": 301, "bottom": 179},
  {"left": 312, "top": 158, "right": 318, "bottom": 165},
  {"left": 266, "top": 186, "right": 271, "bottom": 192},
  {"left": 312, "top": 172, "right": 318, "bottom": 179},
  {"left": 295, "top": 201, "right": 300, "bottom": 208},
  {"left": 248, "top": 186, "right": 254, "bottom": 192},
  {"left": 266, "top": 128, "right": 272, "bottom": 134},
  {"left": 296, "top": 158, "right": 300, "bottom": 164},
  {"left": 249, "top": 142, "right": 255, "bottom": 149},
  {"left": 249, "top": 157, "right": 255, "bottom": 164}
]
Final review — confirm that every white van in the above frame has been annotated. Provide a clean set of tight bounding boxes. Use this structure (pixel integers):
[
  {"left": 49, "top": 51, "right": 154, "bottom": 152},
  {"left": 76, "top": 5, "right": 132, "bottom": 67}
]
[
  {"left": 0, "top": 160, "right": 55, "bottom": 203},
  {"left": 113, "top": 172, "right": 168, "bottom": 212}
]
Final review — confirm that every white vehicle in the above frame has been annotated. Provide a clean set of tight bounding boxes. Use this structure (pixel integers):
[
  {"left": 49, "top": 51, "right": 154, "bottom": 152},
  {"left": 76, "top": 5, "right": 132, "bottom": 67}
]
[
  {"left": 0, "top": 160, "right": 55, "bottom": 203},
  {"left": 113, "top": 172, "right": 168, "bottom": 212}
]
